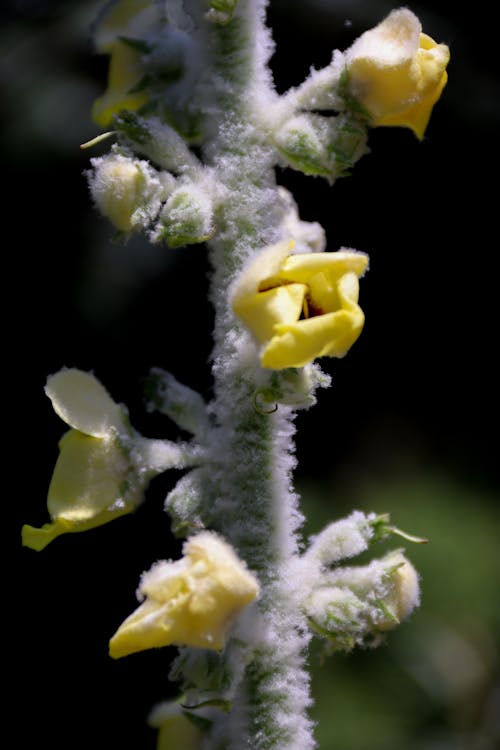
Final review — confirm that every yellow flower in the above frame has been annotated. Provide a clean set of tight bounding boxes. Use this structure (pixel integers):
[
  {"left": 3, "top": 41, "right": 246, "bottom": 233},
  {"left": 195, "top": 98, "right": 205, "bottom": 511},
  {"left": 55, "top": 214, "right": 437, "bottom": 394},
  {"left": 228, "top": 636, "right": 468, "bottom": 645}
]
[
  {"left": 109, "top": 532, "right": 260, "bottom": 657},
  {"left": 21, "top": 369, "right": 140, "bottom": 551},
  {"left": 345, "top": 8, "right": 450, "bottom": 139},
  {"left": 92, "top": 0, "right": 160, "bottom": 127},
  {"left": 92, "top": 42, "right": 149, "bottom": 127},
  {"left": 232, "top": 240, "right": 368, "bottom": 370}
]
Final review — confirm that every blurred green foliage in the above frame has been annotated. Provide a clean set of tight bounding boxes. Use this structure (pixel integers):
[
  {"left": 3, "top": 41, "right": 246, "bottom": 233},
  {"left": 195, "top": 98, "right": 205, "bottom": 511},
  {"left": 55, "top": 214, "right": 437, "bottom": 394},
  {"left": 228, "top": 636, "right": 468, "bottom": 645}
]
[{"left": 301, "top": 468, "right": 499, "bottom": 750}]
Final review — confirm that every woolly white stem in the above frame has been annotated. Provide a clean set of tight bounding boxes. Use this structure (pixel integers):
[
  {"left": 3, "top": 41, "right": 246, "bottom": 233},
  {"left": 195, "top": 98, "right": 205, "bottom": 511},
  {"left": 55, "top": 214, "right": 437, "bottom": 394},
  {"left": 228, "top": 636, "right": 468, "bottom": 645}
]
[{"left": 197, "top": 2, "right": 316, "bottom": 748}]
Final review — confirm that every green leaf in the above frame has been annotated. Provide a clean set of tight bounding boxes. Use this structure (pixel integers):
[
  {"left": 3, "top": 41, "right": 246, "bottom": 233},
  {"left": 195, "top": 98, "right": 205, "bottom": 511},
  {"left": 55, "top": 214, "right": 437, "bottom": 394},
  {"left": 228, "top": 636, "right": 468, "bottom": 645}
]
[
  {"left": 118, "top": 36, "right": 154, "bottom": 54},
  {"left": 181, "top": 698, "right": 232, "bottom": 712},
  {"left": 337, "top": 67, "right": 372, "bottom": 119},
  {"left": 113, "top": 110, "right": 151, "bottom": 144},
  {"left": 127, "top": 74, "right": 152, "bottom": 94},
  {"left": 276, "top": 130, "right": 331, "bottom": 177},
  {"left": 181, "top": 710, "right": 214, "bottom": 731},
  {"left": 206, "top": 0, "right": 238, "bottom": 25}
]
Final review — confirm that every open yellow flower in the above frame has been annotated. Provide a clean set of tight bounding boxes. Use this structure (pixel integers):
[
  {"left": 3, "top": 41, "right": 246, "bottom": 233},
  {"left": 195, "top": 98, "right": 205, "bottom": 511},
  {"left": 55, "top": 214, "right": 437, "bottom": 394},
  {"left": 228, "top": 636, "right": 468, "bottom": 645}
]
[
  {"left": 232, "top": 240, "right": 368, "bottom": 370},
  {"left": 22, "top": 369, "right": 139, "bottom": 551},
  {"left": 92, "top": 0, "right": 160, "bottom": 127},
  {"left": 345, "top": 8, "right": 450, "bottom": 139},
  {"left": 109, "top": 532, "right": 260, "bottom": 657},
  {"left": 22, "top": 368, "right": 197, "bottom": 551}
]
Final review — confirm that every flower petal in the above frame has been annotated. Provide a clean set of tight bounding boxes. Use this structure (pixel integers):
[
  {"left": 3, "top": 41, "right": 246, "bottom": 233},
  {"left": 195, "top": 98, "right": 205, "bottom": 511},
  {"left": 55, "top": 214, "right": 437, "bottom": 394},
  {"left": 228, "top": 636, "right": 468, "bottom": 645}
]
[
  {"left": 22, "top": 518, "right": 74, "bottom": 552},
  {"left": 47, "top": 430, "right": 135, "bottom": 521},
  {"left": 45, "top": 368, "right": 124, "bottom": 437},
  {"left": 376, "top": 65, "right": 448, "bottom": 139},
  {"left": 281, "top": 250, "right": 368, "bottom": 313},
  {"left": 92, "top": 42, "right": 149, "bottom": 128},
  {"left": 21, "top": 429, "right": 139, "bottom": 551},
  {"left": 417, "top": 35, "right": 451, "bottom": 96},
  {"left": 261, "top": 272, "right": 364, "bottom": 369},
  {"left": 346, "top": 8, "right": 421, "bottom": 69},
  {"left": 280, "top": 249, "right": 368, "bottom": 283},
  {"left": 234, "top": 283, "right": 306, "bottom": 343},
  {"left": 231, "top": 239, "right": 294, "bottom": 301}
]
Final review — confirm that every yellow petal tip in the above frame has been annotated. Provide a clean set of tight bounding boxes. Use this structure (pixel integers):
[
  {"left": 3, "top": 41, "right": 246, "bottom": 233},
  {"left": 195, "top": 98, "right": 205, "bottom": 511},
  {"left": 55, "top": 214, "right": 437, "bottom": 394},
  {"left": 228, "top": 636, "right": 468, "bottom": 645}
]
[{"left": 21, "top": 522, "right": 64, "bottom": 552}]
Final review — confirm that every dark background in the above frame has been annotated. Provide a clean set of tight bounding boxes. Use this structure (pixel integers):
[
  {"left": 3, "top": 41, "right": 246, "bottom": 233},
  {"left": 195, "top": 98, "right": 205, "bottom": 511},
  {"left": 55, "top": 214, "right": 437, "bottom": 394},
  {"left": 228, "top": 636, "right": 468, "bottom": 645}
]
[{"left": 5, "top": 1, "right": 499, "bottom": 748}]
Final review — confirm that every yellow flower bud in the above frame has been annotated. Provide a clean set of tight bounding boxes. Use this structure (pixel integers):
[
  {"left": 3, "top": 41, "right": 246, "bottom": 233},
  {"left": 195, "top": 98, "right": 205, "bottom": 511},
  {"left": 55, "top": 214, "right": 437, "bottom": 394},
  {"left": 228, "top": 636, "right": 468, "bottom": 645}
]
[
  {"left": 377, "top": 552, "right": 420, "bottom": 630},
  {"left": 345, "top": 8, "right": 450, "bottom": 139},
  {"left": 109, "top": 532, "right": 260, "bottom": 657},
  {"left": 93, "top": 158, "right": 145, "bottom": 231},
  {"left": 89, "top": 149, "right": 164, "bottom": 233},
  {"left": 232, "top": 240, "right": 368, "bottom": 369}
]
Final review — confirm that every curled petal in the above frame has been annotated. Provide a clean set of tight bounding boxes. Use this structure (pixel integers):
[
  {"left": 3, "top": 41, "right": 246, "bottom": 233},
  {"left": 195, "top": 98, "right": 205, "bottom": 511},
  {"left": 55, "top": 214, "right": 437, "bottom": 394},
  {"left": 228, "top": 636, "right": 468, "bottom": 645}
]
[
  {"left": 261, "top": 273, "right": 364, "bottom": 369},
  {"left": 280, "top": 249, "right": 368, "bottom": 281},
  {"left": 235, "top": 283, "right": 307, "bottom": 344},
  {"left": 281, "top": 250, "right": 368, "bottom": 313},
  {"left": 45, "top": 368, "right": 124, "bottom": 437},
  {"left": 231, "top": 239, "right": 294, "bottom": 301}
]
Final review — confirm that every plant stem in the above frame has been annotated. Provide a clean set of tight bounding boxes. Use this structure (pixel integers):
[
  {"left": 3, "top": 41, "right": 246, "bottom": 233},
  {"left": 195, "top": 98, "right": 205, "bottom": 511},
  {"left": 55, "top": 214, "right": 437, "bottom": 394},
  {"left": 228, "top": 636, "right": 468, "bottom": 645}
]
[{"left": 198, "top": 2, "right": 315, "bottom": 748}]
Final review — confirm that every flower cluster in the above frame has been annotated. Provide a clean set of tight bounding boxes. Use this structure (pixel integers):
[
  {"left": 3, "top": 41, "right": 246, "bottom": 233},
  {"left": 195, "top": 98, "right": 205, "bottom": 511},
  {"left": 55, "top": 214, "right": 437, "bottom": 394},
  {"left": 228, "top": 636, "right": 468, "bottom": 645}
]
[
  {"left": 280, "top": 7, "right": 449, "bottom": 154},
  {"left": 21, "top": 6, "right": 449, "bottom": 749},
  {"left": 301, "top": 512, "right": 422, "bottom": 652}
]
